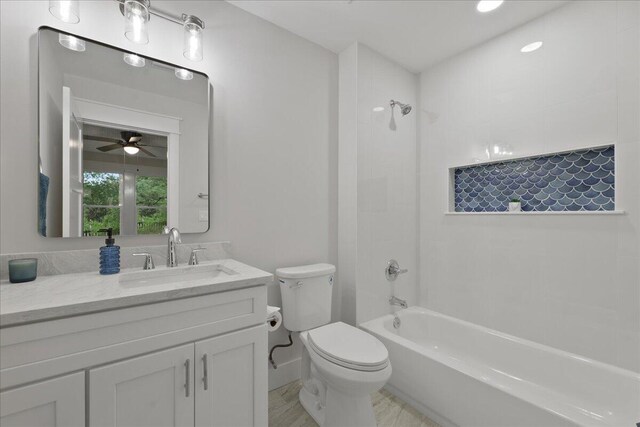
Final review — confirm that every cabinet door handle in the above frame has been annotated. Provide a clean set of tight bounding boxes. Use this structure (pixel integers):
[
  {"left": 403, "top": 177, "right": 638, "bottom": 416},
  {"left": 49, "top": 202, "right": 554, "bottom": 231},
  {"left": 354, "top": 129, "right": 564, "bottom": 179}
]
[
  {"left": 202, "top": 354, "right": 208, "bottom": 390},
  {"left": 184, "top": 359, "right": 190, "bottom": 397}
]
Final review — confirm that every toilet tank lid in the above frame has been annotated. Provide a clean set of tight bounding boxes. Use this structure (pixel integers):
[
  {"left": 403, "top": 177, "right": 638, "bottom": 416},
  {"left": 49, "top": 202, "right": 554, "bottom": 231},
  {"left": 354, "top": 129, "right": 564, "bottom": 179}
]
[{"left": 276, "top": 263, "right": 336, "bottom": 279}]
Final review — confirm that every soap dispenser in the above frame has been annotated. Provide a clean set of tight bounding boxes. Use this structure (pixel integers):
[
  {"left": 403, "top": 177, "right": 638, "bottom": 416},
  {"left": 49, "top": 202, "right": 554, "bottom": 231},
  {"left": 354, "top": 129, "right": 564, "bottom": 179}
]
[{"left": 99, "top": 228, "right": 120, "bottom": 275}]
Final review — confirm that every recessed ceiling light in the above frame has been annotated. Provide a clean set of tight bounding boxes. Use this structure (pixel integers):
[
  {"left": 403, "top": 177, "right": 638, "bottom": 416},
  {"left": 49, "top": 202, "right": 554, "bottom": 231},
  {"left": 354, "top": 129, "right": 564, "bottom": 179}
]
[
  {"left": 123, "top": 53, "right": 145, "bottom": 67},
  {"left": 476, "top": 0, "right": 503, "bottom": 13},
  {"left": 58, "top": 34, "right": 85, "bottom": 52},
  {"left": 520, "top": 41, "right": 543, "bottom": 53}
]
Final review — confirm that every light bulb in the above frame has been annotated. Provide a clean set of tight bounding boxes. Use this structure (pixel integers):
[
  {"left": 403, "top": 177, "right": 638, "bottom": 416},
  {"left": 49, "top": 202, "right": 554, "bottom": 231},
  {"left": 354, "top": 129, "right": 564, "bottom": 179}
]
[
  {"left": 124, "top": 145, "right": 140, "bottom": 155},
  {"left": 175, "top": 68, "right": 194, "bottom": 81},
  {"left": 49, "top": 0, "right": 80, "bottom": 24},
  {"left": 123, "top": 53, "right": 145, "bottom": 67},
  {"left": 58, "top": 34, "right": 85, "bottom": 52},
  {"left": 183, "top": 15, "right": 204, "bottom": 61},
  {"left": 521, "top": 41, "right": 543, "bottom": 53},
  {"left": 124, "top": 0, "right": 149, "bottom": 45},
  {"left": 476, "top": 0, "right": 503, "bottom": 13}
]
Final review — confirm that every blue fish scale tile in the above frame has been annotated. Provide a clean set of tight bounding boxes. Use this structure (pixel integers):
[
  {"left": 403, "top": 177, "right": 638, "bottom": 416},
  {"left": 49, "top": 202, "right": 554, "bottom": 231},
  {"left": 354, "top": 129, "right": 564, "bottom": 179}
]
[{"left": 453, "top": 146, "right": 615, "bottom": 212}]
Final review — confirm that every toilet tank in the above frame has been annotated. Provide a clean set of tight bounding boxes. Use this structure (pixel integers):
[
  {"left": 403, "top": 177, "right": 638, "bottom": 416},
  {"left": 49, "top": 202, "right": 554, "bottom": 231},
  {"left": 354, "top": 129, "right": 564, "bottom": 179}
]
[{"left": 276, "top": 263, "right": 336, "bottom": 332}]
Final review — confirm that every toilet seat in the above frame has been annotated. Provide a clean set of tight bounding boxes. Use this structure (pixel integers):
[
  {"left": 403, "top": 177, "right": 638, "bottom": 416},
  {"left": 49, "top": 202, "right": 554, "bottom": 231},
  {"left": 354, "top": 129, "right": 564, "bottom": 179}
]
[{"left": 307, "top": 322, "right": 389, "bottom": 372}]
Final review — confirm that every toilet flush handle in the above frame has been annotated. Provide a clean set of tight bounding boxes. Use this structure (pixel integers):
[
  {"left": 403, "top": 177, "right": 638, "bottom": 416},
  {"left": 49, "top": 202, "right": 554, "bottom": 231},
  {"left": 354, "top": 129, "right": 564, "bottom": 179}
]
[{"left": 290, "top": 280, "right": 303, "bottom": 289}]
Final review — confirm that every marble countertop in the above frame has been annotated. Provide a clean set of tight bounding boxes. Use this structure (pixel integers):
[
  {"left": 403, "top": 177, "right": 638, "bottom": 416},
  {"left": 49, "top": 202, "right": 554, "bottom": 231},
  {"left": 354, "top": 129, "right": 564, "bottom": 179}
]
[{"left": 0, "top": 259, "right": 272, "bottom": 327}]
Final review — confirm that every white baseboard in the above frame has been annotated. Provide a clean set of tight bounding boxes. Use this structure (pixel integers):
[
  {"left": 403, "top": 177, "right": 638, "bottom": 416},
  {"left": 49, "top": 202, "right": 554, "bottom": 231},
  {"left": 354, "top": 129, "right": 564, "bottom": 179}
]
[
  {"left": 383, "top": 383, "right": 458, "bottom": 427},
  {"left": 268, "top": 357, "right": 301, "bottom": 391}
]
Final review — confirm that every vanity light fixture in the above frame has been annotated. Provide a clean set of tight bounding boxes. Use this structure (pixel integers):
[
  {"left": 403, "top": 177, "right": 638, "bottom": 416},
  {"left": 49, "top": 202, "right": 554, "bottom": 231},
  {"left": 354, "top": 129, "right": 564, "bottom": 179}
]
[
  {"left": 123, "top": 53, "right": 146, "bottom": 67},
  {"left": 520, "top": 41, "right": 543, "bottom": 53},
  {"left": 123, "top": 145, "right": 140, "bottom": 155},
  {"left": 124, "top": 0, "right": 150, "bottom": 45},
  {"left": 476, "top": 0, "right": 503, "bottom": 13},
  {"left": 175, "top": 68, "right": 194, "bottom": 81},
  {"left": 58, "top": 34, "right": 85, "bottom": 52},
  {"left": 49, "top": 0, "right": 80, "bottom": 24},
  {"left": 117, "top": 0, "right": 205, "bottom": 62},
  {"left": 183, "top": 15, "right": 204, "bottom": 61}
]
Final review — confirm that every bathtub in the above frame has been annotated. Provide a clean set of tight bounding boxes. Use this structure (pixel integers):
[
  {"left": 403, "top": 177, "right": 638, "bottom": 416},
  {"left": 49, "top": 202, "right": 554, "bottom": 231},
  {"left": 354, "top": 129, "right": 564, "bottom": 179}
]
[{"left": 360, "top": 307, "right": 640, "bottom": 427}]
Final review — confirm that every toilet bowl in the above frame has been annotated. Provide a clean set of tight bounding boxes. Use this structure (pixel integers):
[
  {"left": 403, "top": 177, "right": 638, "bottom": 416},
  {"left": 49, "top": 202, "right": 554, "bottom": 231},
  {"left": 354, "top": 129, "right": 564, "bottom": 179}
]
[
  {"left": 277, "top": 264, "right": 392, "bottom": 427},
  {"left": 299, "top": 322, "right": 392, "bottom": 427}
]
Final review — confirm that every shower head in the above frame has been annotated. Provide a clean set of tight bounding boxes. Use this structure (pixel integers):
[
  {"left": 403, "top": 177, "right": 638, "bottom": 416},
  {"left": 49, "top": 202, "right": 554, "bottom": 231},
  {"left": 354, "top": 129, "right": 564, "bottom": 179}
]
[{"left": 390, "top": 99, "right": 412, "bottom": 116}]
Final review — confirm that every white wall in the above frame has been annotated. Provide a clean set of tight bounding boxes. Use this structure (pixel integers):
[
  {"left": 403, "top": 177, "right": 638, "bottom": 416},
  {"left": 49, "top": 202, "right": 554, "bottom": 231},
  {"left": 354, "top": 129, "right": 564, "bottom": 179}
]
[
  {"left": 0, "top": 0, "right": 338, "bottom": 386},
  {"left": 339, "top": 43, "right": 418, "bottom": 325},
  {"left": 419, "top": 1, "right": 640, "bottom": 372}
]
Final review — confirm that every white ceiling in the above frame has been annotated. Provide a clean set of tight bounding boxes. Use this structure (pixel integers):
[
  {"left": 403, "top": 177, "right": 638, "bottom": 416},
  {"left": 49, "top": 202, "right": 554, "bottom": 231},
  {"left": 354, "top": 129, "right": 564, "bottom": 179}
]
[{"left": 228, "top": 0, "right": 568, "bottom": 72}]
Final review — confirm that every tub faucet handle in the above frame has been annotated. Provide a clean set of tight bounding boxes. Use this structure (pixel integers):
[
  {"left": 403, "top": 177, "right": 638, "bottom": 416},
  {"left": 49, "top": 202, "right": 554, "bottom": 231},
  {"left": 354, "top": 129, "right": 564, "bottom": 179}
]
[{"left": 385, "top": 259, "right": 408, "bottom": 281}]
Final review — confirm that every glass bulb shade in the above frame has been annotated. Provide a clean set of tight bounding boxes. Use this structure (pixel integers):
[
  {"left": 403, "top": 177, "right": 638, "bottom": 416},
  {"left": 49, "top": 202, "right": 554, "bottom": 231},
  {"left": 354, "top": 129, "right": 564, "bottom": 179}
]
[
  {"left": 175, "top": 68, "right": 193, "bottom": 81},
  {"left": 123, "top": 53, "right": 145, "bottom": 67},
  {"left": 58, "top": 34, "right": 85, "bottom": 52},
  {"left": 183, "top": 22, "right": 203, "bottom": 61},
  {"left": 124, "top": 0, "right": 149, "bottom": 45},
  {"left": 123, "top": 145, "right": 140, "bottom": 155},
  {"left": 49, "top": 0, "right": 80, "bottom": 24}
]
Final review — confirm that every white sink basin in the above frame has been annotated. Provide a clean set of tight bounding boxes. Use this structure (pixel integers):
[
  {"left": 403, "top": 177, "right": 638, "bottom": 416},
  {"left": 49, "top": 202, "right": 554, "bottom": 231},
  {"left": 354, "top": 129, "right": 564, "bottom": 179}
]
[{"left": 119, "top": 263, "right": 238, "bottom": 287}]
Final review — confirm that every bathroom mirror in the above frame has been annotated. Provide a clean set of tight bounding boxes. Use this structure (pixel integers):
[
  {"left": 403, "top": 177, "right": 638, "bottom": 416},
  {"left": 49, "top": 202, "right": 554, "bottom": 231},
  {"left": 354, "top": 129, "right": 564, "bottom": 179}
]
[{"left": 38, "top": 27, "right": 210, "bottom": 238}]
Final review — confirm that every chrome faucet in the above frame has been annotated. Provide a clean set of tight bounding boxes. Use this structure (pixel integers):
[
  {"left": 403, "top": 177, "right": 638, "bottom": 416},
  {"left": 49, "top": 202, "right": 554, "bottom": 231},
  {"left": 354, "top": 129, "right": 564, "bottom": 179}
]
[
  {"left": 389, "top": 295, "right": 408, "bottom": 309},
  {"left": 164, "top": 227, "right": 182, "bottom": 267}
]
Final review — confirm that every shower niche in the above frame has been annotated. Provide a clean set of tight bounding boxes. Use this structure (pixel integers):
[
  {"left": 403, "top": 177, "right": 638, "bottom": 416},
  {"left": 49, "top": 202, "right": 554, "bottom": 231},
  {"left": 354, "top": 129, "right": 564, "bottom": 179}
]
[{"left": 449, "top": 145, "right": 618, "bottom": 214}]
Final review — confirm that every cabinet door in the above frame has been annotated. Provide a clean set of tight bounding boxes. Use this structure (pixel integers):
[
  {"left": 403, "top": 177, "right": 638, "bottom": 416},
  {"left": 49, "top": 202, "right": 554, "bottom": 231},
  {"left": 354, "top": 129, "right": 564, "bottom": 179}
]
[
  {"left": 195, "top": 324, "right": 267, "bottom": 427},
  {"left": 90, "top": 344, "right": 194, "bottom": 427},
  {"left": 0, "top": 371, "right": 84, "bottom": 427}
]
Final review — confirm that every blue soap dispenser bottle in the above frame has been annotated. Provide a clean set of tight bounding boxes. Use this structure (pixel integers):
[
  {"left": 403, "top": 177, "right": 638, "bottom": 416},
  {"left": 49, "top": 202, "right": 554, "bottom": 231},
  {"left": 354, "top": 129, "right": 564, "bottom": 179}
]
[{"left": 99, "top": 228, "right": 120, "bottom": 275}]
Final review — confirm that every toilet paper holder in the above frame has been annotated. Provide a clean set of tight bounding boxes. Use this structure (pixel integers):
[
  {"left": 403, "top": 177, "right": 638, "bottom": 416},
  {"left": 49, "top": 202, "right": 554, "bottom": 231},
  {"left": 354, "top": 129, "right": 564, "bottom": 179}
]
[
  {"left": 267, "top": 305, "right": 281, "bottom": 328},
  {"left": 268, "top": 313, "right": 279, "bottom": 328}
]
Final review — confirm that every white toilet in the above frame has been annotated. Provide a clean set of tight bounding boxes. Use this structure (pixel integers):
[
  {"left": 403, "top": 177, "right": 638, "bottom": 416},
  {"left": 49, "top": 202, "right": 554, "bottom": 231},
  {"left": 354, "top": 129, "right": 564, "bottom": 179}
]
[{"left": 277, "top": 263, "right": 391, "bottom": 427}]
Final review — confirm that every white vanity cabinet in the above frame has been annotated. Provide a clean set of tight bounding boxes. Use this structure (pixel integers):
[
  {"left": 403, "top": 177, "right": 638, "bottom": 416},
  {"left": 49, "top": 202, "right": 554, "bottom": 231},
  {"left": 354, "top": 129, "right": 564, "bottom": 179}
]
[
  {"left": 88, "top": 325, "right": 267, "bottom": 427},
  {"left": 0, "top": 280, "right": 269, "bottom": 427},
  {"left": 0, "top": 372, "right": 84, "bottom": 427},
  {"left": 89, "top": 344, "right": 195, "bottom": 427},
  {"left": 195, "top": 325, "right": 267, "bottom": 427}
]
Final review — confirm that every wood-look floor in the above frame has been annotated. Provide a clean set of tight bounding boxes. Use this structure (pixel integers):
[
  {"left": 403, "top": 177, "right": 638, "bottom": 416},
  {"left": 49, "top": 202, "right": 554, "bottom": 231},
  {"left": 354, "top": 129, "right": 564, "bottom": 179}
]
[{"left": 269, "top": 380, "right": 440, "bottom": 427}]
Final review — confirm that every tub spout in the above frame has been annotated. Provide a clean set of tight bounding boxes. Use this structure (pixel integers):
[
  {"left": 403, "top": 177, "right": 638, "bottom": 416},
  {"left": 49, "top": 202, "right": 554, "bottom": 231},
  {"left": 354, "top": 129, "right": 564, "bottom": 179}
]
[{"left": 389, "top": 295, "right": 407, "bottom": 309}]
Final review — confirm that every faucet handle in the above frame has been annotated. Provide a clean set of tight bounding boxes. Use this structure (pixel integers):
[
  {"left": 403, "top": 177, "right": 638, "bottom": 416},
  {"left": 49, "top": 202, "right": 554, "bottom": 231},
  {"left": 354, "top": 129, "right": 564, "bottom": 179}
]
[
  {"left": 133, "top": 253, "right": 155, "bottom": 270},
  {"left": 189, "top": 248, "right": 206, "bottom": 266},
  {"left": 385, "top": 259, "right": 408, "bottom": 282}
]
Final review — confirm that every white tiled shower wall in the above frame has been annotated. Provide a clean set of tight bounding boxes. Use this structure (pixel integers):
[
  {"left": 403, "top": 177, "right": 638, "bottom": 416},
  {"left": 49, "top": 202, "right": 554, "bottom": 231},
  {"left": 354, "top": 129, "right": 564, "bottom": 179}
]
[
  {"left": 419, "top": 1, "right": 640, "bottom": 372},
  {"left": 339, "top": 43, "right": 418, "bottom": 325}
]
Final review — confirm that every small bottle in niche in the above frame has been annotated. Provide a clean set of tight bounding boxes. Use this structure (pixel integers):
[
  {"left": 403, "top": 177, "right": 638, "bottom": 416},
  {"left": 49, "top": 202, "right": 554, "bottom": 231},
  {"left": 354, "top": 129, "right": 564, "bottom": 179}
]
[{"left": 99, "top": 228, "right": 120, "bottom": 275}]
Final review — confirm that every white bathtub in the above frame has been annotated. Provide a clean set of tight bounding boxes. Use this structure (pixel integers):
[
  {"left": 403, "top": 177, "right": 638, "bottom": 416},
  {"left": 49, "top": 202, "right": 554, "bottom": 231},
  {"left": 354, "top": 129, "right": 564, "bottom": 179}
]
[{"left": 360, "top": 307, "right": 640, "bottom": 427}]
